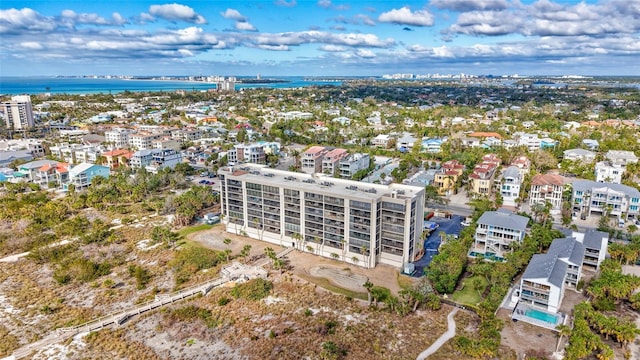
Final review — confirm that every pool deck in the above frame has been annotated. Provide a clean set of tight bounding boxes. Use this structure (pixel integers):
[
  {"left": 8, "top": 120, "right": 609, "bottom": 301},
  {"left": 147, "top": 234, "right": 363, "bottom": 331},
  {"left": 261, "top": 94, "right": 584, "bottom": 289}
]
[{"left": 511, "top": 302, "right": 567, "bottom": 331}]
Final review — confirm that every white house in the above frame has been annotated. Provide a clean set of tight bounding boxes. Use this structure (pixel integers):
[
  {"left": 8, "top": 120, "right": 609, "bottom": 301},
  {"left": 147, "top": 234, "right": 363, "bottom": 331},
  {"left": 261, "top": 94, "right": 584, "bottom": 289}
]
[
  {"left": 595, "top": 161, "right": 624, "bottom": 184},
  {"left": 501, "top": 166, "right": 522, "bottom": 207}
]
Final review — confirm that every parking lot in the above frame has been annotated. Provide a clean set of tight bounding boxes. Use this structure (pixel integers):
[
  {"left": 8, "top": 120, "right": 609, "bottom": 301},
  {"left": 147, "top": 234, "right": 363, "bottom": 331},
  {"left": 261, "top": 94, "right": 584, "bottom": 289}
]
[{"left": 412, "top": 214, "right": 464, "bottom": 277}]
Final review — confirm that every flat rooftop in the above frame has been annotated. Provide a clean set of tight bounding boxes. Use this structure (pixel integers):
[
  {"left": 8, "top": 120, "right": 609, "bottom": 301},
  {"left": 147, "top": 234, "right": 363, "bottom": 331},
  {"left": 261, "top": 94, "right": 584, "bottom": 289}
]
[{"left": 223, "top": 164, "right": 423, "bottom": 201}]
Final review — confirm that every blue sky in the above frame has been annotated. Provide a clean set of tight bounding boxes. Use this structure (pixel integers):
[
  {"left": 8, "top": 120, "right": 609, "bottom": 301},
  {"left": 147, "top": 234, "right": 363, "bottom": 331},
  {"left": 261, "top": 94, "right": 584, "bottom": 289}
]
[{"left": 1, "top": 0, "right": 639, "bottom": 76}]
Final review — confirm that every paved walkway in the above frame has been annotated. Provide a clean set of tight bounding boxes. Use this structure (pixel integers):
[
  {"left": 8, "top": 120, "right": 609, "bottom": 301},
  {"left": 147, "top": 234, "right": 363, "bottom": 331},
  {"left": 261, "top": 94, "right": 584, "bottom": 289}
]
[{"left": 416, "top": 308, "right": 458, "bottom": 360}]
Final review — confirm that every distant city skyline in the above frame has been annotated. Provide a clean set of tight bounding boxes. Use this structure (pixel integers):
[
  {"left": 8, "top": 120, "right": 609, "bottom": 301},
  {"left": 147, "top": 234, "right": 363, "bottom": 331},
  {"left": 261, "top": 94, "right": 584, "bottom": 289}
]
[{"left": 1, "top": 0, "right": 639, "bottom": 77}]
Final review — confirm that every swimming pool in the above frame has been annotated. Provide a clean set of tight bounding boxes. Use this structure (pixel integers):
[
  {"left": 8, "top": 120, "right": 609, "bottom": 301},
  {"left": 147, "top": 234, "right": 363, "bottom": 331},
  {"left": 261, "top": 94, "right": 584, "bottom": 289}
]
[{"left": 525, "top": 307, "right": 559, "bottom": 325}]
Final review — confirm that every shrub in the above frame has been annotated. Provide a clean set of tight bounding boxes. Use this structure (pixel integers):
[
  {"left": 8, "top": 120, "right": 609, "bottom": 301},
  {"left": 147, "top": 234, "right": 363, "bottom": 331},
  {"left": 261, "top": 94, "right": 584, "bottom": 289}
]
[
  {"left": 128, "top": 265, "right": 152, "bottom": 290},
  {"left": 217, "top": 297, "right": 231, "bottom": 306},
  {"left": 171, "top": 246, "right": 221, "bottom": 286},
  {"left": 167, "top": 305, "right": 220, "bottom": 328},
  {"left": 303, "top": 308, "right": 313, "bottom": 317},
  {"left": 230, "top": 278, "right": 273, "bottom": 300}
]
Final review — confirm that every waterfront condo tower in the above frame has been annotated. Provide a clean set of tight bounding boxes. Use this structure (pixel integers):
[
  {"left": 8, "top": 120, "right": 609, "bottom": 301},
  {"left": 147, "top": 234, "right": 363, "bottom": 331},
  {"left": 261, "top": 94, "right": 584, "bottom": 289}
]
[{"left": 218, "top": 164, "right": 425, "bottom": 269}]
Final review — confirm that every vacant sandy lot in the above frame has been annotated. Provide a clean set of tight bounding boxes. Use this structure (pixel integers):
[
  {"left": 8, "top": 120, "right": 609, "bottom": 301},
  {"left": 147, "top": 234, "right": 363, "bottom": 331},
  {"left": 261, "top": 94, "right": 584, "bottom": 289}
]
[{"left": 188, "top": 224, "right": 409, "bottom": 294}]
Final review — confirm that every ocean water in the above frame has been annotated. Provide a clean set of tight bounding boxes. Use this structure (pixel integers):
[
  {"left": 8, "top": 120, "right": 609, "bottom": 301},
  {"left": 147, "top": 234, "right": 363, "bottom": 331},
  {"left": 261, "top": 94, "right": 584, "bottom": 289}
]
[{"left": 0, "top": 76, "right": 342, "bottom": 95}]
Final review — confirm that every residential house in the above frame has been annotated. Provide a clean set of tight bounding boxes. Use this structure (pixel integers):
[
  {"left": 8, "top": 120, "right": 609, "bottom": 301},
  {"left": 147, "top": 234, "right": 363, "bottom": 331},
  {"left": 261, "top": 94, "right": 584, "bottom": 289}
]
[
  {"left": 396, "top": 133, "right": 417, "bottom": 152},
  {"left": 339, "top": 153, "right": 370, "bottom": 178},
  {"left": 129, "top": 133, "right": 161, "bottom": 150},
  {"left": 472, "top": 210, "right": 528, "bottom": 261},
  {"left": 510, "top": 156, "right": 531, "bottom": 178},
  {"left": 372, "top": 134, "right": 392, "bottom": 148},
  {"left": 35, "top": 162, "right": 70, "bottom": 187},
  {"left": 0, "top": 150, "right": 33, "bottom": 167},
  {"left": 145, "top": 149, "right": 182, "bottom": 173},
  {"left": 433, "top": 160, "right": 465, "bottom": 195},
  {"left": 129, "top": 149, "right": 158, "bottom": 169},
  {"left": 582, "top": 139, "right": 599, "bottom": 150},
  {"left": 152, "top": 139, "right": 182, "bottom": 152},
  {"left": 563, "top": 148, "right": 596, "bottom": 163},
  {"left": 301, "top": 146, "right": 329, "bottom": 174},
  {"left": 519, "top": 237, "right": 584, "bottom": 314},
  {"left": 227, "top": 143, "right": 266, "bottom": 165},
  {"left": 18, "top": 160, "right": 59, "bottom": 182},
  {"left": 501, "top": 166, "right": 523, "bottom": 207},
  {"left": 421, "top": 138, "right": 444, "bottom": 153},
  {"left": 571, "top": 180, "right": 640, "bottom": 220},
  {"left": 102, "top": 149, "right": 133, "bottom": 169},
  {"left": 571, "top": 229, "right": 609, "bottom": 269},
  {"left": 469, "top": 154, "right": 501, "bottom": 197},
  {"left": 595, "top": 161, "right": 624, "bottom": 184},
  {"left": 66, "top": 163, "right": 110, "bottom": 189},
  {"left": 460, "top": 136, "right": 481, "bottom": 148},
  {"left": 104, "top": 128, "right": 132, "bottom": 148},
  {"left": 529, "top": 173, "right": 567, "bottom": 212},
  {"left": 322, "top": 148, "right": 349, "bottom": 175},
  {"left": 517, "top": 133, "right": 542, "bottom": 152},
  {"left": 605, "top": 150, "right": 639, "bottom": 166}
]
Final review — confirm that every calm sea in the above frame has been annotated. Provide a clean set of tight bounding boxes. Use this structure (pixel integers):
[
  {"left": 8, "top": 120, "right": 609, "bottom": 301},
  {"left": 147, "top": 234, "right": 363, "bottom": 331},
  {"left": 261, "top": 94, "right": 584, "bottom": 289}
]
[{"left": 0, "top": 76, "right": 342, "bottom": 95}]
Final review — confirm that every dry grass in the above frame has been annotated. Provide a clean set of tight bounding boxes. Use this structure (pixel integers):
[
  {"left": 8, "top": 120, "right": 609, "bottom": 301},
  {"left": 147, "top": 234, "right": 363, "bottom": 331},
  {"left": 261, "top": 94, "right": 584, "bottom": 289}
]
[{"left": 296, "top": 273, "right": 368, "bottom": 300}]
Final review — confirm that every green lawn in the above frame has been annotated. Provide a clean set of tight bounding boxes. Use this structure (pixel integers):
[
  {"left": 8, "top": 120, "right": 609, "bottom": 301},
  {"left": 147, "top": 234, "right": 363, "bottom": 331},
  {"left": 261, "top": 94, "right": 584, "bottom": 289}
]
[
  {"left": 177, "top": 224, "right": 215, "bottom": 237},
  {"left": 451, "top": 275, "right": 487, "bottom": 306}
]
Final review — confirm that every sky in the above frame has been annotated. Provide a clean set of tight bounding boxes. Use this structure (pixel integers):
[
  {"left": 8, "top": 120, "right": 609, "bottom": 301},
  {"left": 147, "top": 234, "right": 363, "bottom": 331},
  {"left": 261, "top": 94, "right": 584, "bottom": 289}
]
[{"left": 1, "top": 0, "right": 639, "bottom": 77}]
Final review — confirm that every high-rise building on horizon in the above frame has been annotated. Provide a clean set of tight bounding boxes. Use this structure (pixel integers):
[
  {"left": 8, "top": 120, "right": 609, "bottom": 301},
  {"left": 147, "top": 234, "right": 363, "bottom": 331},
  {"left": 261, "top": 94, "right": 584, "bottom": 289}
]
[{"left": 1, "top": 95, "right": 35, "bottom": 131}]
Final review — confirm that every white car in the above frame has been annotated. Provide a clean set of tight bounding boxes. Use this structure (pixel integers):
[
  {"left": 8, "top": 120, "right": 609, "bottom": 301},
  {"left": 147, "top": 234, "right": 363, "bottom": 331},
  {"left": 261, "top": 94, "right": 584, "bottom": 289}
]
[{"left": 461, "top": 220, "right": 471, "bottom": 227}]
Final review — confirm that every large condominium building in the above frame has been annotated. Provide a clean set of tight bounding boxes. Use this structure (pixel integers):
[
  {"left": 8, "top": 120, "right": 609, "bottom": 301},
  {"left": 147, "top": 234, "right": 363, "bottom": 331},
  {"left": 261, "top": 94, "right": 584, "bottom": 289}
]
[
  {"left": 571, "top": 180, "right": 640, "bottom": 220},
  {"left": 472, "top": 210, "right": 528, "bottom": 261},
  {"left": 1, "top": 95, "right": 35, "bottom": 130},
  {"left": 529, "top": 173, "right": 567, "bottom": 211},
  {"left": 218, "top": 164, "right": 425, "bottom": 269}
]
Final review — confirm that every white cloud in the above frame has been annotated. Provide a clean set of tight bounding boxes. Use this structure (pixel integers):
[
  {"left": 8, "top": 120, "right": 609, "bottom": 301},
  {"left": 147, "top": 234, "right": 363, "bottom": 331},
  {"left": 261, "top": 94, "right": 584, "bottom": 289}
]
[
  {"left": 274, "top": 0, "right": 297, "bottom": 7},
  {"left": 149, "top": 3, "right": 206, "bottom": 24},
  {"left": 0, "top": 8, "right": 57, "bottom": 34},
  {"left": 430, "top": 0, "right": 507, "bottom": 12},
  {"left": 20, "top": 41, "right": 43, "bottom": 49},
  {"left": 378, "top": 7, "right": 434, "bottom": 27},
  {"left": 220, "top": 9, "right": 246, "bottom": 21},
  {"left": 235, "top": 21, "right": 257, "bottom": 31},
  {"left": 356, "top": 49, "right": 375, "bottom": 58},
  {"left": 319, "top": 44, "right": 346, "bottom": 52},
  {"left": 318, "top": 0, "right": 332, "bottom": 9}
]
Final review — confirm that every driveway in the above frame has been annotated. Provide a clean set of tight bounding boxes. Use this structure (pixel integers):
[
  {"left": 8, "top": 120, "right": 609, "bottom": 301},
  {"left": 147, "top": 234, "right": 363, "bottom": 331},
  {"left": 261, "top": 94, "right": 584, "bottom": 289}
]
[{"left": 412, "top": 215, "right": 463, "bottom": 276}]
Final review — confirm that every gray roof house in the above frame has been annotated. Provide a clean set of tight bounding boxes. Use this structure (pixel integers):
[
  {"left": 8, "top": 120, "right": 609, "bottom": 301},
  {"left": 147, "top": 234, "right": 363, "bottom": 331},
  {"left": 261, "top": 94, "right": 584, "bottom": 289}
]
[
  {"left": 563, "top": 148, "right": 596, "bottom": 162},
  {"left": 473, "top": 210, "right": 529, "bottom": 260},
  {"left": 518, "top": 236, "right": 585, "bottom": 319},
  {"left": 571, "top": 179, "right": 640, "bottom": 220},
  {"left": 0, "top": 150, "right": 34, "bottom": 167}
]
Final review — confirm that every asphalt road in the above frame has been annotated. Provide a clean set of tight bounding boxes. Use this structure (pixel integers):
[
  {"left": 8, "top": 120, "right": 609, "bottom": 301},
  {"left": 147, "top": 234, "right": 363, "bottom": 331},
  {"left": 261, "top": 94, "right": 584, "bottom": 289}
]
[{"left": 412, "top": 215, "right": 464, "bottom": 277}]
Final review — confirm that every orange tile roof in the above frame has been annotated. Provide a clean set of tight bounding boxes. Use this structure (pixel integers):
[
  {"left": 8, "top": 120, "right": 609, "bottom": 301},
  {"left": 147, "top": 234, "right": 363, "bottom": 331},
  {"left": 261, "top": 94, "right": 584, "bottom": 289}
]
[{"left": 469, "top": 132, "right": 503, "bottom": 139}]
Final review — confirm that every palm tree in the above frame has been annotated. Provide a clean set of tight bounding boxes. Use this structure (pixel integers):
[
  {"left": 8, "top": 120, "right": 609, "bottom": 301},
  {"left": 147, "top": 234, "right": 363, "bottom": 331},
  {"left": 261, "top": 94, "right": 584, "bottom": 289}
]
[
  {"left": 340, "top": 238, "right": 346, "bottom": 261},
  {"left": 292, "top": 232, "right": 303, "bottom": 250},
  {"left": 363, "top": 280, "right": 373, "bottom": 305},
  {"left": 555, "top": 324, "right": 572, "bottom": 352}
]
